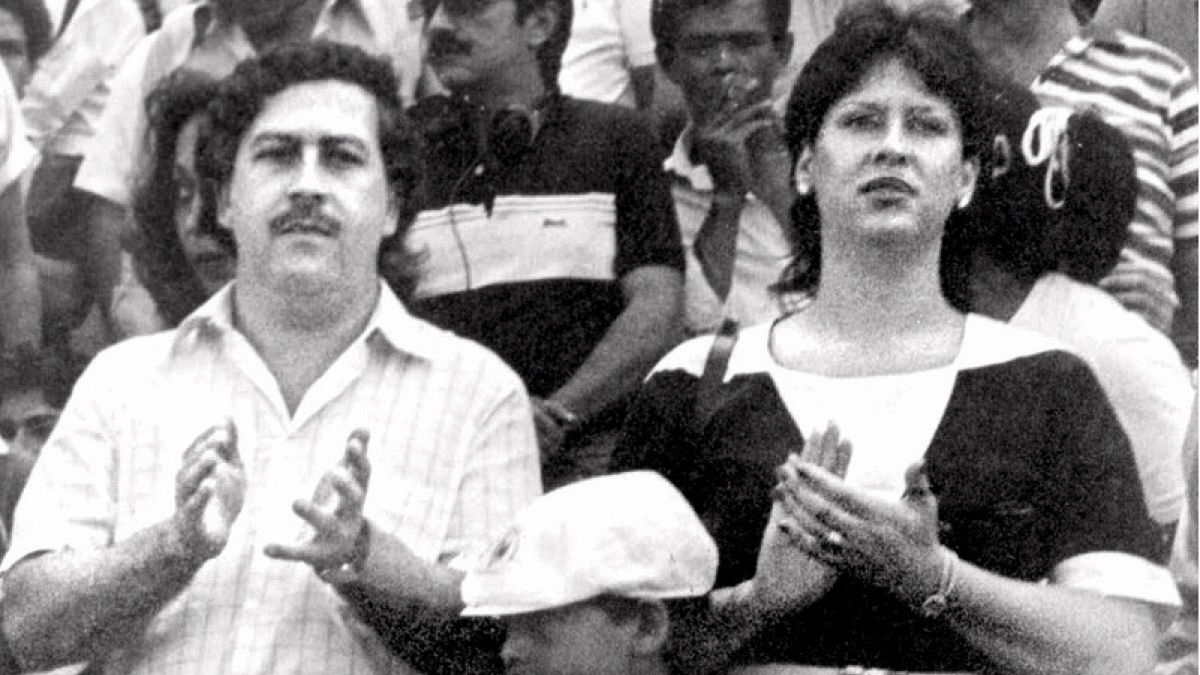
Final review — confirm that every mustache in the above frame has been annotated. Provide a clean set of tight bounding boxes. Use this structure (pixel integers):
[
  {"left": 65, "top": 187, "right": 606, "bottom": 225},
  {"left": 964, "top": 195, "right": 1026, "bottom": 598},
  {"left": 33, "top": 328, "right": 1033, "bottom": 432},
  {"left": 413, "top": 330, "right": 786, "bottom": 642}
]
[
  {"left": 428, "top": 30, "right": 470, "bottom": 58},
  {"left": 268, "top": 201, "right": 342, "bottom": 236}
]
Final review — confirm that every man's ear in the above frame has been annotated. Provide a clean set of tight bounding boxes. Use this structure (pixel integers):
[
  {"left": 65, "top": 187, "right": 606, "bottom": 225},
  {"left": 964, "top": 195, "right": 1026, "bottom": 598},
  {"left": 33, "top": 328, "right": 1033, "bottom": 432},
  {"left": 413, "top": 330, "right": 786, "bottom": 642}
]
[
  {"left": 630, "top": 600, "right": 670, "bottom": 657},
  {"left": 522, "top": 0, "right": 559, "bottom": 50},
  {"left": 774, "top": 31, "right": 794, "bottom": 67},
  {"left": 793, "top": 145, "right": 814, "bottom": 195}
]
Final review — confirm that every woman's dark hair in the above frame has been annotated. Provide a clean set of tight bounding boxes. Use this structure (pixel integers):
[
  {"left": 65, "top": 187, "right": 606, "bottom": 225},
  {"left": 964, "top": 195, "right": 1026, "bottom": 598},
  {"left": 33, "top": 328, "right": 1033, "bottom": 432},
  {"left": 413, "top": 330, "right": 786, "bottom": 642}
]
[
  {"left": 200, "top": 40, "right": 425, "bottom": 303},
  {"left": 0, "top": 0, "right": 50, "bottom": 66},
  {"left": 778, "top": 0, "right": 991, "bottom": 310},
  {"left": 129, "top": 69, "right": 223, "bottom": 328},
  {"left": 963, "top": 74, "right": 1136, "bottom": 288}
]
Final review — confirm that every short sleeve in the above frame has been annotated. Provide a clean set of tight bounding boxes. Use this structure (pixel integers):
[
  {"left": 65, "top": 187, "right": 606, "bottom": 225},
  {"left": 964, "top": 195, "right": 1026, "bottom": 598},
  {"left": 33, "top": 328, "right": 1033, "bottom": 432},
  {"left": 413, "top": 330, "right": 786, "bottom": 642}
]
[
  {"left": 612, "top": 111, "right": 685, "bottom": 277},
  {"left": 0, "top": 68, "right": 35, "bottom": 191},
  {"left": 1167, "top": 63, "right": 1198, "bottom": 240},
  {"left": 617, "top": 0, "right": 656, "bottom": 68}
]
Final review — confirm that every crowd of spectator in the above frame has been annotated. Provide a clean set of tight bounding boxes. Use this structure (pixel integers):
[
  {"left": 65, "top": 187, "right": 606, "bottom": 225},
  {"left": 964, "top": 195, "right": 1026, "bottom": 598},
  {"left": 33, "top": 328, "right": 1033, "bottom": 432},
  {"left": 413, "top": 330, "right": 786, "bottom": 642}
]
[{"left": 0, "top": 0, "right": 1194, "bottom": 673}]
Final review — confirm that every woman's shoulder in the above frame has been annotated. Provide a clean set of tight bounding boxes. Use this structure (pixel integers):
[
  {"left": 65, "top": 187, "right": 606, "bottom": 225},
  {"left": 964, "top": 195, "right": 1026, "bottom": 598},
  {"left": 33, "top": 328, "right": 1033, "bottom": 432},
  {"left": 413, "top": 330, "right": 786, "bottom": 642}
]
[
  {"left": 956, "top": 313, "right": 1083, "bottom": 371},
  {"left": 651, "top": 321, "right": 776, "bottom": 379}
]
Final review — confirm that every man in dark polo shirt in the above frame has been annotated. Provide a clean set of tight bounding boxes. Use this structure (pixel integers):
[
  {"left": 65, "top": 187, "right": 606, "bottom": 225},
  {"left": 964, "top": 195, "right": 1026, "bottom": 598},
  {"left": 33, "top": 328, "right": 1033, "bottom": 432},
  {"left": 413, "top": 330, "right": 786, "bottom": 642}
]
[{"left": 410, "top": 0, "right": 685, "bottom": 487}]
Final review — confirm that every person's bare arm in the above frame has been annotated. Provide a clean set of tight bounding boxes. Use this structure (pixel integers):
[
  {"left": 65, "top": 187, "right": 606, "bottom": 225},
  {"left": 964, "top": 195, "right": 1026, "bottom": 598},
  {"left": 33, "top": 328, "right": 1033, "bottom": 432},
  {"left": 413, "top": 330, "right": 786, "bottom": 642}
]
[
  {"left": 630, "top": 64, "right": 655, "bottom": 111},
  {"left": 81, "top": 194, "right": 132, "bottom": 339},
  {"left": 0, "top": 176, "right": 41, "bottom": 350},
  {"left": 2, "top": 423, "right": 245, "bottom": 670},
  {"left": 1171, "top": 237, "right": 1197, "bottom": 367},
  {"left": 546, "top": 265, "right": 683, "bottom": 421}
]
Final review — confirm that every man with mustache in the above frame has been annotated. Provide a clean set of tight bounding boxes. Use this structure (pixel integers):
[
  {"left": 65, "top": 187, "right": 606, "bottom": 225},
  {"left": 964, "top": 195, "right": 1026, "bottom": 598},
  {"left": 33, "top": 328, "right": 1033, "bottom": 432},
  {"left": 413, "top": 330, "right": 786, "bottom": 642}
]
[
  {"left": 0, "top": 42, "right": 540, "bottom": 675},
  {"left": 68, "top": 0, "right": 425, "bottom": 342},
  {"left": 654, "top": 0, "right": 799, "bottom": 334},
  {"left": 409, "top": 0, "right": 685, "bottom": 487}
]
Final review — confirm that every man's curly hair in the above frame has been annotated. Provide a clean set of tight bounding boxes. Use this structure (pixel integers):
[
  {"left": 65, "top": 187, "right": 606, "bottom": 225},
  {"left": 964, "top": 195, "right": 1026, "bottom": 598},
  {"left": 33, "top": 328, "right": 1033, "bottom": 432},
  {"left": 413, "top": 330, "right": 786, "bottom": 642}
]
[{"left": 199, "top": 40, "right": 425, "bottom": 303}]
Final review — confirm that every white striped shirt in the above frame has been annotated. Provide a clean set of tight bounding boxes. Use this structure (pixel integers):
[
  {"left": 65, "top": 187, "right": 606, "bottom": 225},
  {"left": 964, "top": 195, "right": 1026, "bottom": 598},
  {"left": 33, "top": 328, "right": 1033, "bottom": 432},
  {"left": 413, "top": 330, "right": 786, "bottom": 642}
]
[
  {"left": 2, "top": 282, "right": 541, "bottom": 675},
  {"left": 1032, "top": 29, "right": 1199, "bottom": 331}
]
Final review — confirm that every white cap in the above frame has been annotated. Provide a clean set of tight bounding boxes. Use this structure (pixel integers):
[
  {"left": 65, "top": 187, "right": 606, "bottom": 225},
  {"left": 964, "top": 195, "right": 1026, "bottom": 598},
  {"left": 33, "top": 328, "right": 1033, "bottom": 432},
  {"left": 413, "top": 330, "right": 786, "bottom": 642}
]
[{"left": 461, "top": 471, "right": 718, "bottom": 616}]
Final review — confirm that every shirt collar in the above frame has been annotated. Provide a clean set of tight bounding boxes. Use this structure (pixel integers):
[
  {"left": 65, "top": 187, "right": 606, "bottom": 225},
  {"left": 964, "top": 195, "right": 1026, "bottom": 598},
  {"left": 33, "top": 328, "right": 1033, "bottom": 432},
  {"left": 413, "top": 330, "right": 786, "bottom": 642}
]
[
  {"left": 172, "top": 280, "right": 439, "bottom": 362},
  {"left": 663, "top": 122, "right": 717, "bottom": 192}
]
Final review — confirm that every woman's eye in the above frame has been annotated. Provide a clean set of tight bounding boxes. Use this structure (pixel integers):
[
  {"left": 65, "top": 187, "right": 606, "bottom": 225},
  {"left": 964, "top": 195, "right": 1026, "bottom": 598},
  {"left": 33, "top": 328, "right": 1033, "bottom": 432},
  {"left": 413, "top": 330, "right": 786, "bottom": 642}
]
[
  {"left": 254, "top": 146, "right": 293, "bottom": 162},
  {"left": 326, "top": 148, "right": 364, "bottom": 167},
  {"left": 911, "top": 115, "right": 951, "bottom": 135},
  {"left": 840, "top": 112, "right": 879, "bottom": 129}
]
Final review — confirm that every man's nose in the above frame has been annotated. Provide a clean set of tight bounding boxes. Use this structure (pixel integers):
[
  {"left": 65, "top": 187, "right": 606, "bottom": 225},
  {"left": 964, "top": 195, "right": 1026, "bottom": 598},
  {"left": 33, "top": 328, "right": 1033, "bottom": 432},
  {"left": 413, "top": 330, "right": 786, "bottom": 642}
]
[
  {"left": 288, "top": 148, "right": 327, "bottom": 197},
  {"left": 713, "top": 40, "right": 741, "bottom": 71}
]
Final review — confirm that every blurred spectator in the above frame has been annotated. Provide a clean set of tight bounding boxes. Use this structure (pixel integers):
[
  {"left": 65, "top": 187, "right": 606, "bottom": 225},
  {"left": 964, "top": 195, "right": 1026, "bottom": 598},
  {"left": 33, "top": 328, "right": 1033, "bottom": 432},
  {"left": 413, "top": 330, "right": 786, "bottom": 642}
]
[
  {"left": 0, "top": 64, "right": 39, "bottom": 352},
  {"left": 115, "top": 69, "right": 229, "bottom": 335},
  {"left": 0, "top": 0, "right": 50, "bottom": 94},
  {"left": 69, "top": 0, "right": 425, "bottom": 342},
  {"left": 21, "top": 0, "right": 146, "bottom": 348},
  {"left": 557, "top": 0, "right": 656, "bottom": 109},
  {"left": 653, "top": 0, "right": 796, "bottom": 333},
  {"left": 965, "top": 0, "right": 1199, "bottom": 368},
  {"left": 411, "top": 0, "right": 684, "bottom": 487},
  {"left": 0, "top": 344, "right": 83, "bottom": 550},
  {"left": 966, "top": 79, "right": 1193, "bottom": 550},
  {"left": 1090, "top": 0, "right": 1197, "bottom": 75}
]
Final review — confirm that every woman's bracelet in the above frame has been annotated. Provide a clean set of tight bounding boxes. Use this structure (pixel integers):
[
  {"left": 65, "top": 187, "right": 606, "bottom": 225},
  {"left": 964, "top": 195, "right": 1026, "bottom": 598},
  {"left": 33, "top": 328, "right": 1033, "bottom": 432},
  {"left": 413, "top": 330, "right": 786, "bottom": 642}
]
[{"left": 918, "top": 546, "right": 959, "bottom": 619}]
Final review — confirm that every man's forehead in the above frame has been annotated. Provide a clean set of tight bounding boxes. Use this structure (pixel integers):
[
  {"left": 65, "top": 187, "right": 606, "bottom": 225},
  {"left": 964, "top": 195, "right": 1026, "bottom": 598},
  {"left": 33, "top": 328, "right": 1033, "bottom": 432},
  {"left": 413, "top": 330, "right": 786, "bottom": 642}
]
[
  {"left": 677, "top": 0, "right": 772, "bottom": 34},
  {"left": 246, "top": 79, "right": 382, "bottom": 143}
]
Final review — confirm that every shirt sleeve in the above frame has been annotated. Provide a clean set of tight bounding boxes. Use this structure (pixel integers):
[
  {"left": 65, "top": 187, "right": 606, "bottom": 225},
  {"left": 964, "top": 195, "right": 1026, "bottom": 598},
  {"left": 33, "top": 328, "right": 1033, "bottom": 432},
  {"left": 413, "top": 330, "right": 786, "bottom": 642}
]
[
  {"left": 72, "top": 20, "right": 177, "bottom": 207},
  {"left": 613, "top": 108, "right": 685, "bottom": 277},
  {"left": 440, "top": 361, "right": 540, "bottom": 565},
  {"left": 0, "top": 69, "right": 35, "bottom": 191},
  {"left": 0, "top": 350, "right": 121, "bottom": 572},
  {"left": 18, "top": 0, "right": 146, "bottom": 152},
  {"left": 1168, "top": 62, "right": 1198, "bottom": 240},
  {"left": 617, "top": 0, "right": 656, "bottom": 68}
]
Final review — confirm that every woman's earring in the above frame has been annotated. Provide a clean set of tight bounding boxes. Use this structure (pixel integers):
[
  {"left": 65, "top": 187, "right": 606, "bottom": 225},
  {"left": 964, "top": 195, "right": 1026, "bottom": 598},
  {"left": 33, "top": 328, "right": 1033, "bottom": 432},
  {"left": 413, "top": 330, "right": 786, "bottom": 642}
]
[
  {"left": 796, "top": 180, "right": 811, "bottom": 196},
  {"left": 957, "top": 192, "right": 972, "bottom": 209}
]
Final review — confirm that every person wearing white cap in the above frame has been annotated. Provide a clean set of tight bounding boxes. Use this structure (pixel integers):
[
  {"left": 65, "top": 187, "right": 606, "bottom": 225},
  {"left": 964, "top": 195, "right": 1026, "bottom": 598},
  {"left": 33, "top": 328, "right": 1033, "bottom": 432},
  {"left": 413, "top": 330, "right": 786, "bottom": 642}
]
[{"left": 461, "top": 470, "right": 718, "bottom": 675}]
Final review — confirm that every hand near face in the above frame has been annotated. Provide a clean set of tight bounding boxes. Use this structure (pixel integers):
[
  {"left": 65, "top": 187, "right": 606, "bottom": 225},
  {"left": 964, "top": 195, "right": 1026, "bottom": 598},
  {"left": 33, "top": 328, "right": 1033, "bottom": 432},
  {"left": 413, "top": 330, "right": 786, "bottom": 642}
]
[
  {"left": 693, "top": 76, "right": 791, "bottom": 204},
  {"left": 783, "top": 459, "right": 944, "bottom": 603},
  {"left": 173, "top": 419, "right": 245, "bottom": 562},
  {"left": 748, "top": 422, "right": 852, "bottom": 614},
  {"left": 264, "top": 429, "right": 371, "bottom": 583}
]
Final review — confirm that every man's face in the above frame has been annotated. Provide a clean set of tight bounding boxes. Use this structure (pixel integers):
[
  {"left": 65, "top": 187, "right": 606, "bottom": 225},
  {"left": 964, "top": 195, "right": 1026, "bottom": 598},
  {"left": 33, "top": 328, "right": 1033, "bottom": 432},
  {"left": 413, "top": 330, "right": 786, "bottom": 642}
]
[
  {"left": 0, "top": 7, "right": 30, "bottom": 94},
  {"left": 217, "top": 79, "right": 399, "bottom": 295},
  {"left": 501, "top": 601, "right": 639, "bottom": 675},
  {"left": 423, "top": 0, "right": 550, "bottom": 93},
  {"left": 663, "top": 0, "right": 792, "bottom": 124},
  {"left": 0, "top": 388, "right": 59, "bottom": 459}
]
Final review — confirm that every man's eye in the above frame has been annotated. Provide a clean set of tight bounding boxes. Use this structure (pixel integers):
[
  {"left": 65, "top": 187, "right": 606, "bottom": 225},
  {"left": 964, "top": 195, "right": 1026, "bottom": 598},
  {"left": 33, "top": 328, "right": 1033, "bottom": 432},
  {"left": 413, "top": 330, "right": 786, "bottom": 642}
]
[{"left": 326, "top": 148, "right": 364, "bottom": 167}]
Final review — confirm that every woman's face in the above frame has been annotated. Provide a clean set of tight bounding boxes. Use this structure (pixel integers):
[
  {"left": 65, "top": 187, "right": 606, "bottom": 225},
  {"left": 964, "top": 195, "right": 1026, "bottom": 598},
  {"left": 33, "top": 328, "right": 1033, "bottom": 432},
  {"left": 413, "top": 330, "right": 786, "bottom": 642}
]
[
  {"left": 795, "top": 58, "right": 977, "bottom": 245},
  {"left": 174, "top": 115, "right": 234, "bottom": 296}
]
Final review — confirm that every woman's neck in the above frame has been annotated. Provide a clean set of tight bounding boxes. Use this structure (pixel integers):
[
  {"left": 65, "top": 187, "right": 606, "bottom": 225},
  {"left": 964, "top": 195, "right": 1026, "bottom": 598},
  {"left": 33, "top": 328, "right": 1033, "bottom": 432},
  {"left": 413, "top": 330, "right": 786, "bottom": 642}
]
[
  {"left": 966, "top": 0, "right": 1081, "bottom": 86},
  {"left": 774, "top": 241, "right": 965, "bottom": 376}
]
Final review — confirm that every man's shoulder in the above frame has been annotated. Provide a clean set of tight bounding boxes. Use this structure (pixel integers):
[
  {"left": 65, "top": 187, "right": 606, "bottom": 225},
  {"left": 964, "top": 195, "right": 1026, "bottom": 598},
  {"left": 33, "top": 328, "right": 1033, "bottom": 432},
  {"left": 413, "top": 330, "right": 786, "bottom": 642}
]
[
  {"left": 1067, "top": 28, "right": 1193, "bottom": 78},
  {"left": 388, "top": 312, "right": 529, "bottom": 392}
]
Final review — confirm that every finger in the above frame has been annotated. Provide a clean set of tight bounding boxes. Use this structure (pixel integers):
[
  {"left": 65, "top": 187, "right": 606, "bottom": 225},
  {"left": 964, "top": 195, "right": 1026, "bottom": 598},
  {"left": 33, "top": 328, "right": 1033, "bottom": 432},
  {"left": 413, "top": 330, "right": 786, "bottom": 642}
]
[
  {"left": 180, "top": 480, "right": 214, "bottom": 523},
  {"left": 799, "top": 427, "right": 823, "bottom": 465},
  {"left": 183, "top": 423, "right": 229, "bottom": 462},
  {"left": 831, "top": 434, "right": 852, "bottom": 479},
  {"left": 178, "top": 455, "right": 217, "bottom": 499},
  {"left": 220, "top": 418, "right": 241, "bottom": 466},
  {"left": 902, "top": 463, "right": 939, "bottom": 522},
  {"left": 795, "top": 463, "right": 894, "bottom": 519},
  {"left": 343, "top": 429, "right": 371, "bottom": 489},
  {"left": 292, "top": 498, "right": 339, "bottom": 533},
  {"left": 815, "top": 422, "right": 841, "bottom": 472},
  {"left": 263, "top": 541, "right": 325, "bottom": 565},
  {"left": 330, "top": 471, "right": 365, "bottom": 518}
]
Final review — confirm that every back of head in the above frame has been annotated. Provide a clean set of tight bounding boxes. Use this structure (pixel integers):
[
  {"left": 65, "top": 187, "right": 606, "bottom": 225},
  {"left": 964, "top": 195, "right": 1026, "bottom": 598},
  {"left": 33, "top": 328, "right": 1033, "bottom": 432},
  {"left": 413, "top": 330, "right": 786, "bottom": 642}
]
[
  {"left": 461, "top": 471, "right": 717, "bottom": 616},
  {"left": 965, "top": 73, "right": 1136, "bottom": 284},
  {"left": 778, "top": 0, "right": 990, "bottom": 305},
  {"left": 0, "top": 0, "right": 51, "bottom": 65},
  {"left": 199, "top": 40, "right": 425, "bottom": 302}
]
